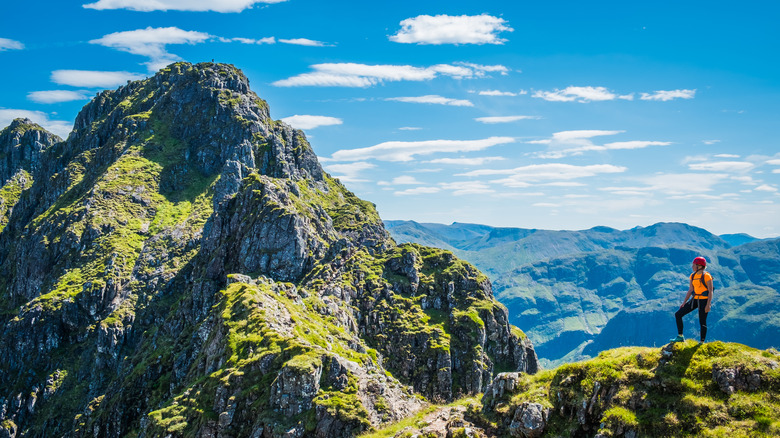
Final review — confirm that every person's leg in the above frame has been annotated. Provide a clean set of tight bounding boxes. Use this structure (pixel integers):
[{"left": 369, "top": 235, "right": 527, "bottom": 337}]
[
  {"left": 698, "top": 300, "right": 709, "bottom": 342},
  {"left": 674, "top": 300, "right": 696, "bottom": 340}
]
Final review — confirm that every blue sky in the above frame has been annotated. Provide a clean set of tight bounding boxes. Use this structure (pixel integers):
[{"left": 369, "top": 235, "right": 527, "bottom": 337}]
[{"left": 2, "top": 1, "right": 779, "bottom": 237}]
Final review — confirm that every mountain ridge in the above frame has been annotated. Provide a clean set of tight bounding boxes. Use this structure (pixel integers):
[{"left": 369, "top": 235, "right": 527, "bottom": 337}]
[{"left": 0, "top": 63, "right": 535, "bottom": 437}]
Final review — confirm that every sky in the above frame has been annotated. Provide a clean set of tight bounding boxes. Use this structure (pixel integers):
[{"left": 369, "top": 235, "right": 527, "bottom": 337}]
[{"left": 1, "top": 1, "right": 779, "bottom": 238}]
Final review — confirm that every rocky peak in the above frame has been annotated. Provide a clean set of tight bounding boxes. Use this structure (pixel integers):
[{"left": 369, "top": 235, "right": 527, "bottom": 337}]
[
  {"left": 0, "top": 118, "right": 61, "bottom": 185},
  {"left": 0, "top": 63, "right": 536, "bottom": 438}
]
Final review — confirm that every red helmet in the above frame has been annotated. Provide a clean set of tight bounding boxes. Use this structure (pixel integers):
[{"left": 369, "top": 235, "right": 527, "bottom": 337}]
[{"left": 693, "top": 256, "right": 707, "bottom": 267}]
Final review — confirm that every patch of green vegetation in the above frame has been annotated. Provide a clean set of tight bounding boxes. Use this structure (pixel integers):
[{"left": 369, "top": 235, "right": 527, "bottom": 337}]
[
  {"left": 482, "top": 341, "right": 780, "bottom": 437},
  {"left": 0, "top": 169, "right": 32, "bottom": 232}
]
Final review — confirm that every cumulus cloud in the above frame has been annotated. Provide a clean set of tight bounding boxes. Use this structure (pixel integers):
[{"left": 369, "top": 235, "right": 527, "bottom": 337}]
[
  {"left": 279, "top": 115, "right": 342, "bottom": 130},
  {"left": 688, "top": 161, "right": 755, "bottom": 172},
  {"left": 51, "top": 70, "right": 147, "bottom": 88},
  {"left": 0, "top": 38, "right": 24, "bottom": 51},
  {"left": 386, "top": 95, "right": 473, "bottom": 107},
  {"left": 330, "top": 137, "right": 515, "bottom": 162},
  {"left": 82, "top": 0, "right": 287, "bottom": 12},
  {"left": 475, "top": 115, "right": 540, "bottom": 124},
  {"left": 640, "top": 89, "right": 696, "bottom": 101},
  {"left": 767, "top": 159, "right": 780, "bottom": 165},
  {"left": 90, "top": 27, "right": 211, "bottom": 71},
  {"left": 27, "top": 90, "right": 91, "bottom": 104},
  {"left": 272, "top": 62, "right": 507, "bottom": 87},
  {"left": 533, "top": 86, "right": 619, "bottom": 102},
  {"left": 0, "top": 109, "right": 73, "bottom": 138},
  {"left": 390, "top": 14, "right": 513, "bottom": 45},
  {"left": 428, "top": 157, "right": 504, "bottom": 165}
]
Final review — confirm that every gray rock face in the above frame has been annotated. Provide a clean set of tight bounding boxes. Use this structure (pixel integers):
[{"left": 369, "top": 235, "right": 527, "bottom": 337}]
[{"left": 509, "top": 402, "right": 550, "bottom": 438}]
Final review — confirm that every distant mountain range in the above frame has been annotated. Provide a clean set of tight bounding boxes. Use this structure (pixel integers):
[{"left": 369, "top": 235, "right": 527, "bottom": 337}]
[{"left": 385, "top": 220, "right": 780, "bottom": 367}]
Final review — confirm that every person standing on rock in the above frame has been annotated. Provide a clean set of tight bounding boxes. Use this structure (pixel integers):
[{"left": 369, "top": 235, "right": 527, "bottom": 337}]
[{"left": 671, "top": 256, "right": 713, "bottom": 343}]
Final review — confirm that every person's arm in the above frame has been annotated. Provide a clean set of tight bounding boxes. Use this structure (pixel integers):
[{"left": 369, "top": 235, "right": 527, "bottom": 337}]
[
  {"left": 705, "top": 276, "right": 714, "bottom": 312},
  {"left": 681, "top": 277, "right": 693, "bottom": 307}
]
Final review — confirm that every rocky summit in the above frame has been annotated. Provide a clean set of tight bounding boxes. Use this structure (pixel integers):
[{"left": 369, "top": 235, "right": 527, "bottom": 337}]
[{"left": 0, "top": 62, "right": 537, "bottom": 437}]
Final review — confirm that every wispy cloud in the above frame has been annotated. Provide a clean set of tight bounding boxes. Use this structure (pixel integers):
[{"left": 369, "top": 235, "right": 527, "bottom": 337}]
[
  {"left": 0, "top": 37, "right": 24, "bottom": 51},
  {"left": 460, "top": 163, "right": 627, "bottom": 188},
  {"left": 330, "top": 137, "right": 516, "bottom": 162},
  {"left": 51, "top": 70, "right": 147, "bottom": 88},
  {"left": 279, "top": 115, "right": 342, "bottom": 130},
  {"left": 278, "top": 38, "right": 331, "bottom": 47},
  {"left": 755, "top": 184, "right": 778, "bottom": 192},
  {"left": 533, "top": 86, "right": 629, "bottom": 102},
  {"left": 272, "top": 62, "right": 507, "bottom": 87},
  {"left": 386, "top": 95, "right": 473, "bottom": 107},
  {"left": 395, "top": 187, "right": 441, "bottom": 196},
  {"left": 0, "top": 109, "right": 72, "bottom": 138},
  {"left": 220, "top": 36, "right": 276, "bottom": 44},
  {"left": 529, "top": 130, "right": 669, "bottom": 158},
  {"left": 475, "top": 115, "right": 540, "bottom": 124},
  {"left": 688, "top": 161, "right": 754, "bottom": 172},
  {"left": 90, "top": 27, "right": 211, "bottom": 71},
  {"left": 478, "top": 89, "right": 523, "bottom": 96},
  {"left": 399, "top": 127, "right": 422, "bottom": 131},
  {"left": 389, "top": 14, "right": 513, "bottom": 45},
  {"left": 768, "top": 159, "right": 780, "bottom": 165},
  {"left": 428, "top": 157, "right": 504, "bottom": 165},
  {"left": 27, "top": 90, "right": 91, "bottom": 104},
  {"left": 378, "top": 176, "right": 424, "bottom": 186},
  {"left": 82, "top": 0, "right": 287, "bottom": 12},
  {"left": 440, "top": 181, "right": 494, "bottom": 195},
  {"left": 323, "top": 162, "right": 375, "bottom": 183},
  {"left": 640, "top": 89, "right": 696, "bottom": 101}
]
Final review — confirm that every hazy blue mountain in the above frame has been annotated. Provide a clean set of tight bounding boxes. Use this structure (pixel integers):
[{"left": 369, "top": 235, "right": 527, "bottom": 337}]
[{"left": 386, "top": 220, "right": 779, "bottom": 367}]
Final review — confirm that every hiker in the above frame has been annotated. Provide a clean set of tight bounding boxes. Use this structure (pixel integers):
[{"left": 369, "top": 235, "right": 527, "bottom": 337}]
[{"left": 671, "top": 256, "right": 713, "bottom": 343}]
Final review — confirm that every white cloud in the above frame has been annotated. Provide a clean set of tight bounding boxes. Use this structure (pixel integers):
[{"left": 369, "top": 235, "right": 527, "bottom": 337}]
[
  {"left": 324, "top": 162, "right": 375, "bottom": 182},
  {"left": 279, "top": 115, "right": 342, "bottom": 130},
  {"left": 330, "top": 136, "right": 515, "bottom": 162},
  {"left": 428, "top": 156, "right": 504, "bottom": 165},
  {"left": 221, "top": 36, "right": 276, "bottom": 44},
  {"left": 378, "top": 176, "right": 424, "bottom": 186},
  {"left": 395, "top": 187, "right": 441, "bottom": 196},
  {"left": 272, "top": 62, "right": 507, "bottom": 87},
  {"left": 27, "top": 90, "right": 91, "bottom": 104},
  {"left": 640, "top": 89, "right": 696, "bottom": 101},
  {"left": 530, "top": 131, "right": 669, "bottom": 158},
  {"left": 51, "top": 70, "right": 147, "bottom": 88},
  {"left": 278, "top": 38, "right": 330, "bottom": 47},
  {"left": 82, "top": 0, "right": 287, "bottom": 12},
  {"left": 440, "top": 181, "right": 494, "bottom": 195},
  {"left": 460, "top": 164, "right": 626, "bottom": 187},
  {"left": 0, "top": 38, "right": 24, "bottom": 51},
  {"left": 0, "top": 109, "right": 72, "bottom": 138},
  {"left": 386, "top": 95, "right": 473, "bottom": 107},
  {"left": 390, "top": 14, "right": 513, "bottom": 45},
  {"left": 475, "top": 115, "right": 540, "bottom": 124},
  {"left": 755, "top": 184, "right": 778, "bottom": 192},
  {"left": 705, "top": 140, "right": 722, "bottom": 145},
  {"left": 478, "top": 90, "right": 518, "bottom": 96},
  {"left": 90, "top": 27, "right": 211, "bottom": 71},
  {"left": 688, "top": 161, "right": 754, "bottom": 172},
  {"left": 532, "top": 202, "right": 560, "bottom": 208},
  {"left": 533, "top": 86, "right": 618, "bottom": 102},
  {"left": 641, "top": 173, "right": 729, "bottom": 195},
  {"left": 767, "top": 159, "right": 780, "bottom": 165},
  {"left": 399, "top": 127, "right": 422, "bottom": 131}
]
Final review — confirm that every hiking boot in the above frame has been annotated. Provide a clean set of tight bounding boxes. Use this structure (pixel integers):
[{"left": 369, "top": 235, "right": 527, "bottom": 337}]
[{"left": 670, "top": 335, "right": 684, "bottom": 343}]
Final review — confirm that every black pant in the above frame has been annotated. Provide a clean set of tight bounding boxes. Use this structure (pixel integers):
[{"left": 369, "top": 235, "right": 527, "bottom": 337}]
[{"left": 675, "top": 299, "right": 708, "bottom": 341}]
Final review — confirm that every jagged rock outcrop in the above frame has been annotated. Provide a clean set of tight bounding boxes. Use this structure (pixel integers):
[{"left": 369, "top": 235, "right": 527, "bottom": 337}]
[{"left": 0, "top": 62, "right": 537, "bottom": 438}]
